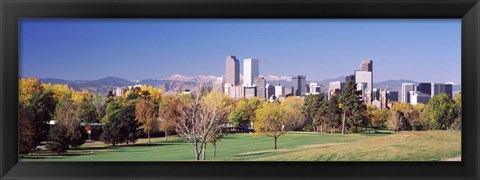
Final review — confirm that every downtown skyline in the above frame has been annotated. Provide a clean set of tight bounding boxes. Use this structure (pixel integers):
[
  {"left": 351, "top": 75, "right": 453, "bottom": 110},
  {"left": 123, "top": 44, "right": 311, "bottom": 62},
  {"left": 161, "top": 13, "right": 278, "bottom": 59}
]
[{"left": 20, "top": 19, "right": 460, "bottom": 83}]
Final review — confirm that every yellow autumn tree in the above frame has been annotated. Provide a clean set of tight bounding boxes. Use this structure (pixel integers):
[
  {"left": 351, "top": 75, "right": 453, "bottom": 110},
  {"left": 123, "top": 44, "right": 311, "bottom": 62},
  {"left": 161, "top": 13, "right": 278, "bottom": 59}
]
[
  {"left": 254, "top": 102, "right": 286, "bottom": 150},
  {"left": 42, "top": 83, "right": 72, "bottom": 101},
  {"left": 19, "top": 78, "right": 43, "bottom": 104}
]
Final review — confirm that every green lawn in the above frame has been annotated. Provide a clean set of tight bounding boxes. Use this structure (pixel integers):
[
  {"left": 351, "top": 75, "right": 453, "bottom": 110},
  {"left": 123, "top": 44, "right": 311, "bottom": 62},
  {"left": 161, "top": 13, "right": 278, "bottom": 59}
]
[{"left": 21, "top": 130, "right": 461, "bottom": 161}]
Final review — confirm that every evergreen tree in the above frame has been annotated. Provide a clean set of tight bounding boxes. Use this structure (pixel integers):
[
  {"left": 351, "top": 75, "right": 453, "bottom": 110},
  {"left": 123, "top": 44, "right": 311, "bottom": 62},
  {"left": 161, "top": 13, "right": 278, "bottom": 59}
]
[{"left": 339, "top": 80, "right": 367, "bottom": 134}]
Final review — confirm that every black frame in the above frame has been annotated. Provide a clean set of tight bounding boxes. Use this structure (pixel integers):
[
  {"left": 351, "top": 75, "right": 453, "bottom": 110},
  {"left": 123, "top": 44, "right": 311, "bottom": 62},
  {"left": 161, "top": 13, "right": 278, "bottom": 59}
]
[{"left": 1, "top": 0, "right": 479, "bottom": 179}]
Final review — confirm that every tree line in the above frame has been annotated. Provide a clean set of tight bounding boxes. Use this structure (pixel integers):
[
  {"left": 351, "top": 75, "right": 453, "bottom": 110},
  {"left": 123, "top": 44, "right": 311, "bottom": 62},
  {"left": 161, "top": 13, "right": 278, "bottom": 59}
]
[{"left": 19, "top": 78, "right": 461, "bottom": 159}]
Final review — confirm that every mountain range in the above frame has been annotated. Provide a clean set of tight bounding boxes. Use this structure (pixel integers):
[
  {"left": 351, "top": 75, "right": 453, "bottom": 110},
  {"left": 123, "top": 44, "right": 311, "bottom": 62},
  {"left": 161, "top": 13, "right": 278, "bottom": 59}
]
[{"left": 37, "top": 75, "right": 461, "bottom": 95}]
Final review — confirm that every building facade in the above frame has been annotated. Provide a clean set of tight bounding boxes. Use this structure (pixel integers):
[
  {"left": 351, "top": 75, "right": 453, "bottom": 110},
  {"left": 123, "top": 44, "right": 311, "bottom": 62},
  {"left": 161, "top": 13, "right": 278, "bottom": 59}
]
[
  {"left": 409, "top": 91, "right": 431, "bottom": 105},
  {"left": 266, "top": 84, "right": 275, "bottom": 100},
  {"left": 354, "top": 70, "right": 373, "bottom": 103},
  {"left": 254, "top": 76, "right": 266, "bottom": 99},
  {"left": 243, "top": 58, "right": 259, "bottom": 87},
  {"left": 401, "top": 83, "right": 416, "bottom": 103},
  {"left": 292, "top": 75, "right": 307, "bottom": 96},
  {"left": 225, "top": 55, "right": 240, "bottom": 85},
  {"left": 275, "top": 85, "right": 285, "bottom": 98},
  {"left": 417, "top": 83, "right": 432, "bottom": 96},
  {"left": 431, "top": 83, "right": 453, "bottom": 98},
  {"left": 244, "top": 86, "right": 257, "bottom": 99}
]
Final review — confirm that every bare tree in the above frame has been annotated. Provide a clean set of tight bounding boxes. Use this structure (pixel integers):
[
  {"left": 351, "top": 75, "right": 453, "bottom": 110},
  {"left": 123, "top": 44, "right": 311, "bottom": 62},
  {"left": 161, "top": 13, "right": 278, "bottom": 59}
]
[{"left": 172, "top": 87, "right": 231, "bottom": 160}]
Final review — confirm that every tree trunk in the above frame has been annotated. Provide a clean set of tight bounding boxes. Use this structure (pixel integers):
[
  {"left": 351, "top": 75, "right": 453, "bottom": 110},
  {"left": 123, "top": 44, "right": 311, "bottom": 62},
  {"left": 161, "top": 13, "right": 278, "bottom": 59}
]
[
  {"left": 320, "top": 124, "right": 323, "bottom": 133},
  {"left": 213, "top": 141, "right": 217, "bottom": 157},
  {"left": 202, "top": 143, "right": 207, "bottom": 160},
  {"left": 331, "top": 126, "right": 334, "bottom": 134},
  {"left": 342, "top": 112, "right": 346, "bottom": 134},
  {"left": 194, "top": 144, "right": 200, "bottom": 160},
  {"left": 274, "top": 136, "right": 277, "bottom": 150},
  {"left": 112, "top": 142, "right": 116, "bottom": 146},
  {"left": 165, "top": 130, "right": 168, "bottom": 141},
  {"left": 148, "top": 133, "right": 151, "bottom": 143}
]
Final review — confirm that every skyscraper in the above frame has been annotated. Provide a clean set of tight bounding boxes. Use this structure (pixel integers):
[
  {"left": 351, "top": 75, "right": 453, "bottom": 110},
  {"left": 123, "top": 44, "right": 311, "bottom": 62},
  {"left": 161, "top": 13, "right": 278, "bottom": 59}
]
[
  {"left": 417, "top": 83, "right": 431, "bottom": 96},
  {"left": 360, "top": 60, "right": 373, "bottom": 72},
  {"left": 357, "top": 82, "right": 368, "bottom": 102},
  {"left": 354, "top": 70, "right": 373, "bottom": 103},
  {"left": 409, "top": 91, "right": 431, "bottom": 105},
  {"left": 225, "top": 55, "right": 240, "bottom": 85},
  {"left": 431, "top": 83, "right": 453, "bottom": 98},
  {"left": 243, "top": 58, "right": 259, "bottom": 87},
  {"left": 387, "top": 91, "right": 399, "bottom": 102},
  {"left": 254, "top": 76, "right": 266, "bottom": 99},
  {"left": 266, "top": 84, "right": 275, "bottom": 100},
  {"left": 345, "top": 74, "right": 355, "bottom": 83},
  {"left": 401, "top": 83, "right": 416, "bottom": 103},
  {"left": 292, "top": 75, "right": 306, "bottom": 96}
]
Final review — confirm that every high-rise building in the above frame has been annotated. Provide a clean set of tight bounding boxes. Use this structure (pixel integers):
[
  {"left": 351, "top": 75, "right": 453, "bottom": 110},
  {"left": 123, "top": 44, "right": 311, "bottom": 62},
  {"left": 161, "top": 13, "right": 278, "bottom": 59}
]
[
  {"left": 265, "top": 84, "right": 275, "bottom": 100},
  {"left": 357, "top": 82, "right": 368, "bottom": 102},
  {"left": 379, "top": 89, "right": 389, "bottom": 109},
  {"left": 345, "top": 74, "right": 356, "bottom": 83},
  {"left": 225, "top": 55, "right": 240, "bottom": 85},
  {"left": 275, "top": 85, "right": 285, "bottom": 98},
  {"left": 417, "top": 83, "right": 431, "bottom": 96},
  {"left": 387, "top": 91, "right": 399, "bottom": 102},
  {"left": 224, "top": 84, "right": 244, "bottom": 99},
  {"left": 360, "top": 60, "right": 373, "bottom": 72},
  {"left": 308, "top": 82, "right": 321, "bottom": 94},
  {"left": 401, "top": 83, "right": 416, "bottom": 103},
  {"left": 292, "top": 75, "right": 306, "bottom": 96},
  {"left": 354, "top": 70, "right": 373, "bottom": 103},
  {"left": 409, "top": 91, "right": 431, "bottom": 105},
  {"left": 244, "top": 86, "right": 257, "bottom": 99},
  {"left": 372, "top": 88, "right": 380, "bottom": 101},
  {"left": 254, "top": 76, "right": 266, "bottom": 99},
  {"left": 328, "top": 81, "right": 345, "bottom": 99},
  {"left": 243, "top": 58, "right": 259, "bottom": 87},
  {"left": 431, "top": 83, "right": 453, "bottom": 98}
]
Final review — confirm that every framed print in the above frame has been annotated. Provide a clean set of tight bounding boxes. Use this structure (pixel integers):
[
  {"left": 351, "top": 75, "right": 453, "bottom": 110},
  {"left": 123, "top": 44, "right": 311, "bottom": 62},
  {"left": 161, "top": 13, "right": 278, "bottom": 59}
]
[{"left": 1, "top": 0, "right": 479, "bottom": 179}]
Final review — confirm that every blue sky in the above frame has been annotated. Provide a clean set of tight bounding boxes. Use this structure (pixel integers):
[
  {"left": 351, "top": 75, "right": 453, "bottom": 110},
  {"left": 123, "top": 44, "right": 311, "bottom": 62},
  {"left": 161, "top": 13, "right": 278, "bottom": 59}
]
[{"left": 20, "top": 19, "right": 461, "bottom": 83}]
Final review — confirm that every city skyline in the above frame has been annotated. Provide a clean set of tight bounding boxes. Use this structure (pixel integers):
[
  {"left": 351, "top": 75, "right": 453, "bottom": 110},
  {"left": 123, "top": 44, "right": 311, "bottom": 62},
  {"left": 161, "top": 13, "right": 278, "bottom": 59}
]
[{"left": 20, "top": 19, "right": 460, "bottom": 83}]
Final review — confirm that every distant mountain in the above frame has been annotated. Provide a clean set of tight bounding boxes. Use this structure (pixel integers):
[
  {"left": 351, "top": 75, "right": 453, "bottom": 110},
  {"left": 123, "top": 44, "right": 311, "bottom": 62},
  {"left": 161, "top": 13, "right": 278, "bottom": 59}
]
[
  {"left": 318, "top": 76, "right": 346, "bottom": 87},
  {"left": 373, "top": 79, "right": 417, "bottom": 90}
]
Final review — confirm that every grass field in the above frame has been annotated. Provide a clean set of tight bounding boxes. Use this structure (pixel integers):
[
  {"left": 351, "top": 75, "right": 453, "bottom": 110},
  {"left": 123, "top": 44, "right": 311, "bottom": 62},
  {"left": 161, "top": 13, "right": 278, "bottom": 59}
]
[{"left": 21, "top": 130, "right": 461, "bottom": 161}]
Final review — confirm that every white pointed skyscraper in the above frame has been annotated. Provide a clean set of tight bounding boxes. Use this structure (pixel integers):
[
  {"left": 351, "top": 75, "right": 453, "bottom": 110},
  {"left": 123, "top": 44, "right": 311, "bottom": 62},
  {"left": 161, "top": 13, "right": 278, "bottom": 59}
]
[{"left": 243, "top": 58, "right": 259, "bottom": 87}]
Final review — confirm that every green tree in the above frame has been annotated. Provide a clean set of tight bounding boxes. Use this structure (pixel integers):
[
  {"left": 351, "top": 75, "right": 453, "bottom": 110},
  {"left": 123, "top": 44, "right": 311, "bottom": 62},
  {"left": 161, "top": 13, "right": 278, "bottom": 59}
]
[
  {"left": 339, "top": 81, "right": 367, "bottom": 134},
  {"left": 228, "top": 99, "right": 253, "bottom": 130},
  {"left": 46, "top": 123, "right": 69, "bottom": 154},
  {"left": 302, "top": 94, "right": 327, "bottom": 132},
  {"left": 254, "top": 102, "right": 286, "bottom": 150},
  {"left": 325, "top": 95, "right": 342, "bottom": 134},
  {"left": 425, "top": 93, "right": 457, "bottom": 130},
  {"left": 451, "top": 92, "right": 462, "bottom": 130},
  {"left": 28, "top": 90, "right": 57, "bottom": 146},
  {"left": 100, "top": 100, "right": 140, "bottom": 146}
]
